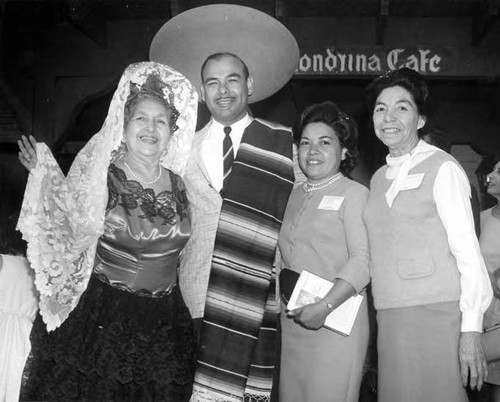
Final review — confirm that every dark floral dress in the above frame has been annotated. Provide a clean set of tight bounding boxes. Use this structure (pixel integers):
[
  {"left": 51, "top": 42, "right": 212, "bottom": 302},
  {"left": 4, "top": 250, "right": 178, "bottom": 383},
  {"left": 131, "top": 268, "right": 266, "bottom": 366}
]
[{"left": 21, "top": 164, "right": 197, "bottom": 401}]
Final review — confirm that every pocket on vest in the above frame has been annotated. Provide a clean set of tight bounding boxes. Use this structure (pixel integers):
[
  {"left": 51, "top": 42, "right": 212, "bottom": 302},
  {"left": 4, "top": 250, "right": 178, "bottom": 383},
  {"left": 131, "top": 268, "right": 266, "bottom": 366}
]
[{"left": 398, "top": 258, "right": 435, "bottom": 279}]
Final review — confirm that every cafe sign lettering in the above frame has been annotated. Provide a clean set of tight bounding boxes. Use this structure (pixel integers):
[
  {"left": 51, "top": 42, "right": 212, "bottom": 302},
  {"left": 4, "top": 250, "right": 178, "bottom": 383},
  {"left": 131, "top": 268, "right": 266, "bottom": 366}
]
[{"left": 296, "top": 47, "right": 447, "bottom": 76}]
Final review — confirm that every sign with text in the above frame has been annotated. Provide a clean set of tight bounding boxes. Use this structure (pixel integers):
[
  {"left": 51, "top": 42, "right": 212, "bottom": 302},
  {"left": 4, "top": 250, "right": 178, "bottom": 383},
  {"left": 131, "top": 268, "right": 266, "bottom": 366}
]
[{"left": 295, "top": 46, "right": 499, "bottom": 77}]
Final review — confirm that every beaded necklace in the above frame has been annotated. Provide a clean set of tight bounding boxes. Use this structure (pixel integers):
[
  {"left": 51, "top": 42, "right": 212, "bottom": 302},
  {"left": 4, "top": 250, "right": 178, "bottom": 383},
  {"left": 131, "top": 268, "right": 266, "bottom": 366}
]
[
  {"left": 303, "top": 172, "right": 343, "bottom": 193},
  {"left": 124, "top": 161, "right": 162, "bottom": 186}
]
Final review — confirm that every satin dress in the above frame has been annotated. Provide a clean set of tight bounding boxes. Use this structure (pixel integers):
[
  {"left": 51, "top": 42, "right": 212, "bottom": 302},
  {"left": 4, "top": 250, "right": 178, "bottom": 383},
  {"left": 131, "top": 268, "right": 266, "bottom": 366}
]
[{"left": 21, "top": 164, "right": 197, "bottom": 401}]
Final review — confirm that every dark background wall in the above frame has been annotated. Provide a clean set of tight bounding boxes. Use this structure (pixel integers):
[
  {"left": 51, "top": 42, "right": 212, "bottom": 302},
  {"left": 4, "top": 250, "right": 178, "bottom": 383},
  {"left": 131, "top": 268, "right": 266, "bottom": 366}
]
[{"left": 1, "top": 0, "right": 499, "bottom": 202}]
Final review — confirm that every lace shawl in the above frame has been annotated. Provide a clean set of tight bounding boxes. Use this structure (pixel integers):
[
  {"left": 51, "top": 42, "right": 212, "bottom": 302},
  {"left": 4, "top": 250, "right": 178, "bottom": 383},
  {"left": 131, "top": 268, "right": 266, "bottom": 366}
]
[{"left": 17, "top": 62, "right": 198, "bottom": 331}]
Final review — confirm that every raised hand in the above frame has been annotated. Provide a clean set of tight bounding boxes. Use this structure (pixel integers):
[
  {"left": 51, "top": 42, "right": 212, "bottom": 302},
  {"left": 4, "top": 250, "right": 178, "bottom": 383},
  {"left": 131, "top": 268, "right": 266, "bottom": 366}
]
[{"left": 18, "top": 135, "right": 38, "bottom": 172}]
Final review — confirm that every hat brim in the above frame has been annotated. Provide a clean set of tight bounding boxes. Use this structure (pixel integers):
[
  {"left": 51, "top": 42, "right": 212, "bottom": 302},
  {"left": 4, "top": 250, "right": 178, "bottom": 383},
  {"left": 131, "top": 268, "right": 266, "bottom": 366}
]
[{"left": 149, "top": 4, "right": 299, "bottom": 104}]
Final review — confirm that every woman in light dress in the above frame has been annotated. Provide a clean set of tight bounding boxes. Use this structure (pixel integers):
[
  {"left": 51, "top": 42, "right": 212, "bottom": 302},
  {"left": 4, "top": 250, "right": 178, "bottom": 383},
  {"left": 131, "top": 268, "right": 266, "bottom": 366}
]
[
  {"left": 278, "top": 101, "right": 370, "bottom": 402},
  {"left": 480, "top": 156, "right": 500, "bottom": 401},
  {"left": 0, "top": 191, "right": 38, "bottom": 402}
]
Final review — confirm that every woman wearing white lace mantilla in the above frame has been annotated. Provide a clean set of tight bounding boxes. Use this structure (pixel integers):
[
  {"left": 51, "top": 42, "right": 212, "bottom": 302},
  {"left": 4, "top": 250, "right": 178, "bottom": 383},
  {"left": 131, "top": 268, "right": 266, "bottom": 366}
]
[{"left": 17, "top": 62, "right": 199, "bottom": 400}]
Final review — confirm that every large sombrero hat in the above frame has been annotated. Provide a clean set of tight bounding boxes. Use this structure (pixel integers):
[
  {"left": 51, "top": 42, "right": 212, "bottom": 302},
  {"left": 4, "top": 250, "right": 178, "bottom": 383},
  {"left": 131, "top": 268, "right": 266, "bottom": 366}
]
[{"left": 149, "top": 4, "right": 299, "bottom": 104}]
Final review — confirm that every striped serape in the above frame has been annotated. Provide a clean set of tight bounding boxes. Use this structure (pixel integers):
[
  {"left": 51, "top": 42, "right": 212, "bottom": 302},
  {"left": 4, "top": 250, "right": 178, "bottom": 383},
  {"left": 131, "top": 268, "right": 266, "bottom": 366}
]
[{"left": 192, "top": 120, "right": 294, "bottom": 402}]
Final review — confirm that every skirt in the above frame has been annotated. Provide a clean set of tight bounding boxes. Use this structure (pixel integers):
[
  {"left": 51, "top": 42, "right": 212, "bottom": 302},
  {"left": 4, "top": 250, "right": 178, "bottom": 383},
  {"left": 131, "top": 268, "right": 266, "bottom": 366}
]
[
  {"left": 484, "top": 299, "right": 500, "bottom": 385},
  {"left": 377, "top": 301, "right": 467, "bottom": 402},
  {"left": 279, "top": 295, "right": 369, "bottom": 402},
  {"left": 21, "top": 275, "right": 197, "bottom": 401},
  {"left": 482, "top": 325, "right": 500, "bottom": 385}
]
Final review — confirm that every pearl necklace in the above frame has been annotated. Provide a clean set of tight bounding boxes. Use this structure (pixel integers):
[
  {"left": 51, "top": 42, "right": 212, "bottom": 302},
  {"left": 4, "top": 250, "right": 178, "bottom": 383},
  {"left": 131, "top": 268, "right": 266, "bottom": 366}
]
[
  {"left": 303, "top": 172, "right": 343, "bottom": 193},
  {"left": 124, "top": 161, "right": 162, "bottom": 186}
]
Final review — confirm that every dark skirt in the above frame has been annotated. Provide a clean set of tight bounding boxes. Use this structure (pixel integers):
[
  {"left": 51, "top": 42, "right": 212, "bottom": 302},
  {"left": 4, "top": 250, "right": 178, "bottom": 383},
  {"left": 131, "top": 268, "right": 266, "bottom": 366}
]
[{"left": 21, "top": 275, "right": 197, "bottom": 401}]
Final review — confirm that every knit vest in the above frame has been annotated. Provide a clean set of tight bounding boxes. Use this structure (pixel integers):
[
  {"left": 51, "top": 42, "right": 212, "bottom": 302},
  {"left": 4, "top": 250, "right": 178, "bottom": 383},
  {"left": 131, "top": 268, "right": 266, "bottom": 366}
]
[{"left": 363, "top": 150, "right": 461, "bottom": 310}]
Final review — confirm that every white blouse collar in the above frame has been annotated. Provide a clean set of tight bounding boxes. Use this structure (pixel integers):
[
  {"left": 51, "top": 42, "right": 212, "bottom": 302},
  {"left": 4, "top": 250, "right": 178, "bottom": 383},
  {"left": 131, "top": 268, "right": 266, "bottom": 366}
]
[{"left": 385, "top": 140, "right": 436, "bottom": 207}]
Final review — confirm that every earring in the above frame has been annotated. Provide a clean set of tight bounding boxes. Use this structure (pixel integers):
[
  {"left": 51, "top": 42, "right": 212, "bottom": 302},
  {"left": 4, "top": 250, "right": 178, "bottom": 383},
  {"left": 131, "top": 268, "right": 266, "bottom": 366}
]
[{"left": 341, "top": 148, "right": 348, "bottom": 161}]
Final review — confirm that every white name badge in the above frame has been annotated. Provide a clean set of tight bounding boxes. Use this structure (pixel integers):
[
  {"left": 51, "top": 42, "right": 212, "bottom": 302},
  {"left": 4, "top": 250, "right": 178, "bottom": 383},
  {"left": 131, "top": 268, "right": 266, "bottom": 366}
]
[
  {"left": 400, "top": 173, "right": 425, "bottom": 190},
  {"left": 318, "top": 196, "right": 344, "bottom": 211}
]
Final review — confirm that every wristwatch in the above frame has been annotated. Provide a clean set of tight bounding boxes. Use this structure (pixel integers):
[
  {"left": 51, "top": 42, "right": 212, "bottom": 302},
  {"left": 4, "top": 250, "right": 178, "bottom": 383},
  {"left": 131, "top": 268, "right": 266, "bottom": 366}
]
[{"left": 321, "top": 299, "right": 334, "bottom": 312}]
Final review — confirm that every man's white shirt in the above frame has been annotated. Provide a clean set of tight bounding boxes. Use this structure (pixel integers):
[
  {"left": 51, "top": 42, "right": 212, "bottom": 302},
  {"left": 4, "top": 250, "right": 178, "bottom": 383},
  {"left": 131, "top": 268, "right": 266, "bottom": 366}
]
[{"left": 201, "top": 113, "right": 252, "bottom": 192}]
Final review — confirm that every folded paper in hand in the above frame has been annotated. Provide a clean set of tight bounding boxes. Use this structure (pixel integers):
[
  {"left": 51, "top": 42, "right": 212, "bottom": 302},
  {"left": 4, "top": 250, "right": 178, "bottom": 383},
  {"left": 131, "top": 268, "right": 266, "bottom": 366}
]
[{"left": 287, "top": 270, "right": 363, "bottom": 336}]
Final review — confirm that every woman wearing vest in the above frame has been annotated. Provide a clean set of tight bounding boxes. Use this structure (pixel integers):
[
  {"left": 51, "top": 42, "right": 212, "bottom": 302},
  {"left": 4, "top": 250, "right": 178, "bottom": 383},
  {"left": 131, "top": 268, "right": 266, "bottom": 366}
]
[
  {"left": 279, "top": 102, "right": 370, "bottom": 402},
  {"left": 363, "top": 68, "right": 493, "bottom": 402}
]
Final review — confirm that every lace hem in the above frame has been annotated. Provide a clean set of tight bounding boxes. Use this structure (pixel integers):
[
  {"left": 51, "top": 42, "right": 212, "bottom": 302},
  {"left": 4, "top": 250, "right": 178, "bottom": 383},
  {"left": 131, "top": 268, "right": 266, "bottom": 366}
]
[
  {"left": 17, "top": 143, "right": 106, "bottom": 331},
  {"left": 190, "top": 387, "right": 271, "bottom": 402},
  {"left": 191, "top": 388, "right": 241, "bottom": 402},
  {"left": 21, "top": 276, "right": 196, "bottom": 400}
]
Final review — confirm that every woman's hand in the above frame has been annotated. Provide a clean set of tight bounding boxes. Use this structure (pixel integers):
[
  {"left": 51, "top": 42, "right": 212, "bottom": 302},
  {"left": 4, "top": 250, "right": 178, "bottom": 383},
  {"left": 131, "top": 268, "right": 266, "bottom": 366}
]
[
  {"left": 459, "top": 331, "right": 488, "bottom": 390},
  {"left": 287, "top": 279, "right": 357, "bottom": 331},
  {"left": 18, "top": 135, "right": 38, "bottom": 172},
  {"left": 287, "top": 301, "right": 330, "bottom": 330}
]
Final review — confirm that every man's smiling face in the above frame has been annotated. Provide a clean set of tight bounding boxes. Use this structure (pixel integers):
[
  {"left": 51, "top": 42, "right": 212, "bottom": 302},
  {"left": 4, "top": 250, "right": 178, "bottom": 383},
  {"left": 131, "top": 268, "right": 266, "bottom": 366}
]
[{"left": 201, "top": 54, "right": 253, "bottom": 125}]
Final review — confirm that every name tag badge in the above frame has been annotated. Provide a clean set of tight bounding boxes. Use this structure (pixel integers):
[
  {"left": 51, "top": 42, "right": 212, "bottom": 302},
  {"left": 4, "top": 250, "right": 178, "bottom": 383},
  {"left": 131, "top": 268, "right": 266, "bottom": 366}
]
[
  {"left": 400, "top": 173, "right": 425, "bottom": 190},
  {"left": 318, "top": 196, "right": 344, "bottom": 211}
]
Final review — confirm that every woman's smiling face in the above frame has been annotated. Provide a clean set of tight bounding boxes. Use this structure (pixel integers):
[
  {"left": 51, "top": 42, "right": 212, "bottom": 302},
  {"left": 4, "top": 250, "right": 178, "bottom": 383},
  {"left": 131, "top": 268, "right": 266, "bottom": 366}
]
[
  {"left": 124, "top": 97, "right": 171, "bottom": 162},
  {"left": 486, "top": 161, "right": 500, "bottom": 198},
  {"left": 298, "top": 122, "right": 346, "bottom": 183},
  {"left": 372, "top": 85, "right": 426, "bottom": 156}
]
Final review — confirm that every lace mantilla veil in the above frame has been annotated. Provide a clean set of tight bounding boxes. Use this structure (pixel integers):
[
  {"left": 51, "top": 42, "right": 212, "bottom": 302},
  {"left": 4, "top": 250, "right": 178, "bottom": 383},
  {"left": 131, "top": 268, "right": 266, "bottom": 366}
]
[{"left": 17, "top": 62, "right": 198, "bottom": 331}]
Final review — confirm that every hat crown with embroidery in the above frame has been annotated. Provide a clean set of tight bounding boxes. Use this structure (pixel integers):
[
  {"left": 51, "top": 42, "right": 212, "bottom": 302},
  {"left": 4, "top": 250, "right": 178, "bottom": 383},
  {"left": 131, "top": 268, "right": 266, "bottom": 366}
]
[{"left": 149, "top": 4, "right": 299, "bottom": 104}]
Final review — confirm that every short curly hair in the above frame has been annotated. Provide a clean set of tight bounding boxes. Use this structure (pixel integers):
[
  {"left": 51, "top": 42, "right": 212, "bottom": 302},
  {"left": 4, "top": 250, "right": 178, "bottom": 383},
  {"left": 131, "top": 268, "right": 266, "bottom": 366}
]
[
  {"left": 366, "top": 67, "right": 430, "bottom": 117},
  {"left": 295, "top": 101, "right": 359, "bottom": 175}
]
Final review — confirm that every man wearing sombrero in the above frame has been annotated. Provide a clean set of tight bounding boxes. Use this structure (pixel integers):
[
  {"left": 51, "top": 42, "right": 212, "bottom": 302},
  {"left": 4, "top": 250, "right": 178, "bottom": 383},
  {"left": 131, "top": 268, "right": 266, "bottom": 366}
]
[{"left": 150, "top": 4, "right": 299, "bottom": 401}]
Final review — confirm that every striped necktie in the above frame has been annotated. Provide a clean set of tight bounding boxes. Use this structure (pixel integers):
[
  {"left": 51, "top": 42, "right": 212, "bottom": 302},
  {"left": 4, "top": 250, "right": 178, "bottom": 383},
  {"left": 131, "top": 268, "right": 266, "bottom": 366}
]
[{"left": 222, "top": 126, "right": 234, "bottom": 189}]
